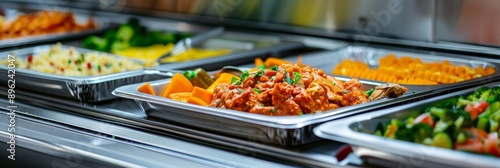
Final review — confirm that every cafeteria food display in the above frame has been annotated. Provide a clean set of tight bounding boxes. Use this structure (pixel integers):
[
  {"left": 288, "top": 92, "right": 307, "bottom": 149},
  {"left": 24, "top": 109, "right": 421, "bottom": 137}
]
[
  {"left": 374, "top": 86, "right": 500, "bottom": 157},
  {"left": 1, "top": 43, "right": 149, "bottom": 76},
  {"left": 82, "top": 18, "right": 230, "bottom": 64},
  {"left": 0, "top": 10, "right": 96, "bottom": 40},
  {"left": 137, "top": 63, "right": 408, "bottom": 116},
  {"left": 332, "top": 54, "right": 497, "bottom": 85}
]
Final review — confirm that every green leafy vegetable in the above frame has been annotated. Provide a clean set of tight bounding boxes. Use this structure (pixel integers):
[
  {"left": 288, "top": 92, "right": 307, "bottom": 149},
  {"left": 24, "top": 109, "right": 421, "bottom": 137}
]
[
  {"left": 293, "top": 71, "right": 302, "bottom": 84},
  {"left": 285, "top": 71, "right": 293, "bottom": 85},
  {"left": 253, "top": 88, "right": 261, "bottom": 94},
  {"left": 271, "top": 65, "right": 279, "bottom": 71}
]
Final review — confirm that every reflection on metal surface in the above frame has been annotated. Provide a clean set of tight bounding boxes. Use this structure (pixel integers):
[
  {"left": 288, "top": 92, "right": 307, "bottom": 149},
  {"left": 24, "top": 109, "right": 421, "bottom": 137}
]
[
  {"left": 265, "top": 0, "right": 433, "bottom": 42},
  {"left": 436, "top": 0, "right": 500, "bottom": 47}
]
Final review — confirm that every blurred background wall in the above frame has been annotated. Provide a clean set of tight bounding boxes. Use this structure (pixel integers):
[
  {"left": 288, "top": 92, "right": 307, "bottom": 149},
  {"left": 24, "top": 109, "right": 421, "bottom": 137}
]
[{"left": 3, "top": 0, "right": 500, "bottom": 48}]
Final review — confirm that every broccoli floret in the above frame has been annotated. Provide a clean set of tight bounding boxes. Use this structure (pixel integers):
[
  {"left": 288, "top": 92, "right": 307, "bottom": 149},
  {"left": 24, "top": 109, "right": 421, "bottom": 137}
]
[
  {"left": 82, "top": 36, "right": 108, "bottom": 51},
  {"left": 129, "top": 34, "right": 154, "bottom": 47},
  {"left": 103, "top": 29, "right": 117, "bottom": 43},
  {"left": 434, "top": 97, "right": 459, "bottom": 109},
  {"left": 116, "top": 25, "right": 136, "bottom": 42},
  {"left": 467, "top": 86, "right": 490, "bottom": 101},
  {"left": 151, "top": 31, "right": 176, "bottom": 44}
]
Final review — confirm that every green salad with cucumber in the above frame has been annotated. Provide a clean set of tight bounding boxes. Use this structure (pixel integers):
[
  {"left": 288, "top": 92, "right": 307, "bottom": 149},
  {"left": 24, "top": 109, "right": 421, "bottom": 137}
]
[{"left": 374, "top": 86, "right": 500, "bottom": 157}]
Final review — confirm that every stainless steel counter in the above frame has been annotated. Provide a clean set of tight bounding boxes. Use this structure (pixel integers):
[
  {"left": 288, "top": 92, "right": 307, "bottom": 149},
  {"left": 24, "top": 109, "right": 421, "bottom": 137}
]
[{"left": 0, "top": 99, "right": 295, "bottom": 168}]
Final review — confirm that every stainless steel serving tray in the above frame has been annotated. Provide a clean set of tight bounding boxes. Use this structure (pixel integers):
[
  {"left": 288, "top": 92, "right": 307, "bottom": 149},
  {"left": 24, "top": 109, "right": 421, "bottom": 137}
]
[
  {"left": 113, "top": 76, "right": 433, "bottom": 146},
  {"left": 238, "top": 45, "right": 500, "bottom": 90},
  {"left": 0, "top": 45, "right": 167, "bottom": 103},
  {"left": 0, "top": 8, "right": 109, "bottom": 49},
  {"left": 314, "top": 82, "right": 500, "bottom": 168},
  {"left": 152, "top": 31, "right": 304, "bottom": 71}
]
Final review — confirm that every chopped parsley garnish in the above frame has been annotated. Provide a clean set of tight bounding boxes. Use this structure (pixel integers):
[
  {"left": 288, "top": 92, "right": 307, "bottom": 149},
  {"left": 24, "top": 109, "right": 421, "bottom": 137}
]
[
  {"left": 270, "top": 108, "right": 278, "bottom": 113},
  {"left": 67, "top": 59, "right": 71, "bottom": 64},
  {"left": 241, "top": 71, "right": 249, "bottom": 81},
  {"left": 255, "top": 69, "right": 265, "bottom": 77},
  {"left": 119, "top": 62, "right": 123, "bottom": 66},
  {"left": 77, "top": 67, "right": 82, "bottom": 71},
  {"left": 271, "top": 65, "right": 279, "bottom": 71},
  {"left": 364, "top": 88, "right": 374, "bottom": 96},
  {"left": 80, "top": 54, "right": 85, "bottom": 61},
  {"left": 253, "top": 88, "right": 261, "bottom": 94},
  {"left": 231, "top": 76, "right": 242, "bottom": 85}
]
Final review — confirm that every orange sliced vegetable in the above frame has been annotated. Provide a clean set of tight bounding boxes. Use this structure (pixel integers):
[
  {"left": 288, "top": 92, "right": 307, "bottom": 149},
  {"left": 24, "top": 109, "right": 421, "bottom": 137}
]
[
  {"left": 207, "top": 73, "right": 239, "bottom": 93},
  {"left": 332, "top": 54, "right": 496, "bottom": 85},
  {"left": 254, "top": 57, "right": 264, "bottom": 66},
  {"left": 295, "top": 55, "right": 308, "bottom": 67},
  {"left": 191, "top": 86, "right": 213, "bottom": 104},
  {"left": 137, "top": 82, "right": 156, "bottom": 96},
  {"left": 264, "top": 57, "right": 293, "bottom": 67},
  {"left": 187, "top": 96, "right": 208, "bottom": 106},
  {"left": 168, "top": 92, "right": 192, "bottom": 102},
  {"left": 162, "top": 73, "right": 194, "bottom": 98}
]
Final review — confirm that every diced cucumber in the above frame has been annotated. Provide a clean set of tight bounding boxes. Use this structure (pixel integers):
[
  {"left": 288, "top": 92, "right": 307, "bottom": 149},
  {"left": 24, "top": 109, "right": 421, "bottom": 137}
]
[
  {"left": 413, "top": 124, "right": 433, "bottom": 143},
  {"left": 480, "top": 101, "right": 499, "bottom": 118},
  {"left": 491, "top": 109, "right": 500, "bottom": 122},
  {"left": 432, "top": 133, "right": 453, "bottom": 149},
  {"left": 434, "top": 120, "right": 450, "bottom": 133},
  {"left": 477, "top": 117, "right": 489, "bottom": 132},
  {"left": 454, "top": 116, "right": 464, "bottom": 129},
  {"left": 422, "top": 137, "right": 433, "bottom": 145},
  {"left": 490, "top": 102, "right": 500, "bottom": 112},
  {"left": 490, "top": 119, "right": 499, "bottom": 133},
  {"left": 457, "top": 132, "right": 466, "bottom": 144},
  {"left": 430, "top": 107, "right": 447, "bottom": 120}
]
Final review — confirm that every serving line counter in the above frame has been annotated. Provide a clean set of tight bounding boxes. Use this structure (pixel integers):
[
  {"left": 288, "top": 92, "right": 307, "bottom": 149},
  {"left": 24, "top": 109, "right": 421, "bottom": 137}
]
[{"left": 0, "top": 98, "right": 298, "bottom": 168}]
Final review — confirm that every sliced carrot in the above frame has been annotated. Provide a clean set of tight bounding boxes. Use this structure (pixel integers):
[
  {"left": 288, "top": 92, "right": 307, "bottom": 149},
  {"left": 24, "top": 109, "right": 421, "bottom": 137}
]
[
  {"left": 161, "top": 73, "right": 194, "bottom": 98},
  {"left": 168, "top": 92, "right": 192, "bottom": 102},
  {"left": 137, "top": 82, "right": 156, "bottom": 96},
  {"left": 191, "top": 86, "right": 213, "bottom": 104},
  {"left": 254, "top": 57, "right": 264, "bottom": 67},
  {"left": 187, "top": 96, "right": 208, "bottom": 106},
  {"left": 206, "top": 73, "right": 239, "bottom": 93}
]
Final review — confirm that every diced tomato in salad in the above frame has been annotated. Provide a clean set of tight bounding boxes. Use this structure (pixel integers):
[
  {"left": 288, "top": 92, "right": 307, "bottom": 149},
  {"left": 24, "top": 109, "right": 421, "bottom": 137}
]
[
  {"left": 465, "top": 101, "right": 489, "bottom": 120},
  {"left": 413, "top": 112, "right": 435, "bottom": 128}
]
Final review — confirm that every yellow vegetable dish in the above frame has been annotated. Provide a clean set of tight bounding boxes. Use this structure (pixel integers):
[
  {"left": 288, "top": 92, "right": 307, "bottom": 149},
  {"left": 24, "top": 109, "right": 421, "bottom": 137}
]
[
  {"left": 112, "top": 44, "right": 231, "bottom": 64},
  {"left": 2, "top": 43, "right": 149, "bottom": 76}
]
